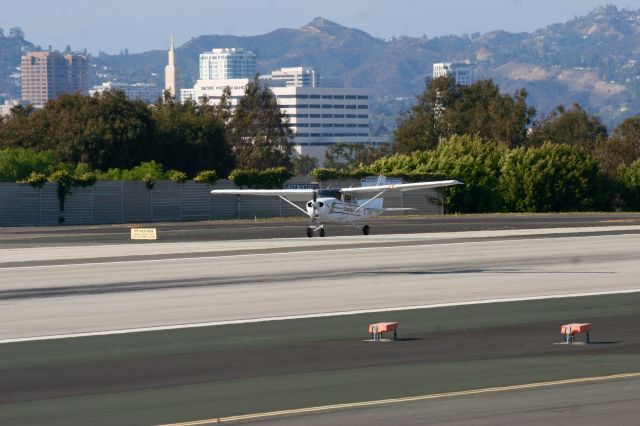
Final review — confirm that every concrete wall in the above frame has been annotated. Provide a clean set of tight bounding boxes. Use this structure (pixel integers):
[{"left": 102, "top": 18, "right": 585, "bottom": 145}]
[{"left": 0, "top": 178, "right": 442, "bottom": 227}]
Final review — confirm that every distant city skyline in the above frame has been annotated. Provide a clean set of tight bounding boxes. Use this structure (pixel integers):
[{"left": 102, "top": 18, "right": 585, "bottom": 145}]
[{"left": 3, "top": 0, "right": 640, "bottom": 54}]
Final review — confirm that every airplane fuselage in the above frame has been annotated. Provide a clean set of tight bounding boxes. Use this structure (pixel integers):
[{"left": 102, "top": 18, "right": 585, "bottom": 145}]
[{"left": 306, "top": 197, "right": 383, "bottom": 223}]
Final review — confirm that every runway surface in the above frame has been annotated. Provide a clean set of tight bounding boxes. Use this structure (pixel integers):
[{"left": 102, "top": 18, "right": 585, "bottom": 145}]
[
  {"left": 1, "top": 218, "right": 640, "bottom": 425},
  {"left": 1, "top": 225, "right": 640, "bottom": 340}
]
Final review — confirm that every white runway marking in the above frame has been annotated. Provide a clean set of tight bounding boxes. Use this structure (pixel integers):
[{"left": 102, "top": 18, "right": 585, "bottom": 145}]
[{"left": 2, "top": 288, "right": 638, "bottom": 344}]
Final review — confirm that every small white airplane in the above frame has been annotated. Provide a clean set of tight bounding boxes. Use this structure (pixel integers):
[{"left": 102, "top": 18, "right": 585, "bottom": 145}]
[{"left": 211, "top": 177, "right": 462, "bottom": 237}]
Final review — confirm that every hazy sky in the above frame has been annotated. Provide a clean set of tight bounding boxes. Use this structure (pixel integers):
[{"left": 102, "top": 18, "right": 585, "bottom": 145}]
[{"left": 3, "top": 0, "right": 640, "bottom": 54}]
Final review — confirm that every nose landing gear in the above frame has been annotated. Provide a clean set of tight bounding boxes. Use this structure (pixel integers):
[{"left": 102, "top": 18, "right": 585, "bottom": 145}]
[{"left": 306, "top": 224, "right": 325, "bottom": 238}]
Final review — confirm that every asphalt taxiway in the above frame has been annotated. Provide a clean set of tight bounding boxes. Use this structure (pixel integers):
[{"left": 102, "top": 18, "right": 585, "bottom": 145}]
[{"left": 1, "top": 215, "right": 640, "bottom": 425}]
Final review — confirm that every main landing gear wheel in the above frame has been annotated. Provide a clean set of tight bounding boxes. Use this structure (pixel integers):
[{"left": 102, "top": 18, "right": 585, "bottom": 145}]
[
  {"left": 306, "top": 227, "right": 313, "bottom": 238},
  {"left": 320, "top": 228, "right": 326, "bottom": 237},
  {"left": 362, "top": 225, "right": 370, "bottom": 235}
]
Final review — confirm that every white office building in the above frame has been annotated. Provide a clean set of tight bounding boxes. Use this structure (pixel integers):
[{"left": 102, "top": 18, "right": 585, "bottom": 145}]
[
  {"left": 183, "top": 78, "right": 384, "bottom": 162},
  {"left": 199, "top": 48, "right": 256, "bottom": 80},
  {"left": 90, "top": 82, "right": 163, "bottom": 103},
  {"left": 433, "top": 61, "right": 474, "bottom": 85},
  {"left": 263, "top": 66, "right": 320, "bottom": 88},
  {"left": 0, "top": 99, "right": 26, "bottom": 116}
]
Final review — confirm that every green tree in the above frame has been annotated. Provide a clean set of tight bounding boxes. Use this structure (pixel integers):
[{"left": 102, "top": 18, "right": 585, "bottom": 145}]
[
  {"left": 324, "top": 143, "right": 392, "bottom": 170},
  {"left": 227, "top": 78, "right": 292, "bottom": 169},
  {"left": 499, "top": 143, "right": 610, "bottom": 212},
  {"left": 394, "top": 76, "right": 456, "bottom": 153},
  {"left": 152, "top": 94, "right": 234, "bottom": 177},
  {"left": 424, "top": 134, "right": 507, "bottom": 213},
  {"left": 292, "top": 154, "right": 318, "bottom": 176},
  {"left": 0, "top": 147, "right": 58, "bottom": 181},
  {"left": 394, "top": 77, "right": 535, "bottom": 153},
  {"left": 615, "top": 160, "right": 640, "bottom": 211},
  {"left": 0, "top": 91, "right": 156, "bottom": 170},
  {"left": 528, "top": 103, "right": 607, "bottom": 150},
  {"left": 595, "top": 114, "right": 640, "bottom": 175}
]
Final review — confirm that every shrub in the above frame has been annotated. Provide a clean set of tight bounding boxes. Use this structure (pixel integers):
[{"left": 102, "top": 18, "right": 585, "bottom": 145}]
[
  {"left": 23, "top": 171, "right": 47, "bottom": 188},
  {"left": 229, "top": 167, "right": 293, "bottom": 189},
  {"left": 143, "top": 173, "right": 156, "bottom": 190},
  {"left": 168, "top": 170, "right": 188, "bottom": 183},
  {"left": 193, "top": 170, "right": 218, "bottom": 185},
  {"left": 499, "top": 143, "right": 611, "bottom": 212},
  {"left": 615, "top": 160, "right": 640, "bottom": 211},
  {"left": 0, "top": 147, "right": 58, "bottom": 181}
]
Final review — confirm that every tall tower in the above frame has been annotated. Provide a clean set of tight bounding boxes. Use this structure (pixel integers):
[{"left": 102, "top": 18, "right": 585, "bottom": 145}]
[{"left": 164, "top": 36, "right": 178, "bottom": 97}]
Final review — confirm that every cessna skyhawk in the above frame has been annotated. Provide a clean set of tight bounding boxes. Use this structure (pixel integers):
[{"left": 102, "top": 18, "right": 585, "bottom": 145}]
[{"left": 211, "top": 177, "right": 462, "bottom": 237}]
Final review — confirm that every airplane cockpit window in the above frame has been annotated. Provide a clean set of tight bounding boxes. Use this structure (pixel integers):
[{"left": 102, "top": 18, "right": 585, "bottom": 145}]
[{"left": 318, "top": 189, "right": 341, "bottom": 199}]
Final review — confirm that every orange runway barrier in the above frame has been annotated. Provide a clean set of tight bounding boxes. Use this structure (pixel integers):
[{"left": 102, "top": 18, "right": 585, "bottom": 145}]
[
  {"left": 369, "top": 322, "right": 398, "bottom": 341},
  {"left": 561, "top": 322, "right": 591, "bottom": 343}
]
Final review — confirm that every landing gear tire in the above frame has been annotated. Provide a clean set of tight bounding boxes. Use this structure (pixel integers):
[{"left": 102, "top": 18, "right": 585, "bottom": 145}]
[
  {"left": 306, "top": 227, "right": 313, "bottom": 238},
  {"left": 320, "top": 228, "right": 326, "bottom": 237},
  {"left": 362, "top": 225, "right": 370, "bottom": 235}
]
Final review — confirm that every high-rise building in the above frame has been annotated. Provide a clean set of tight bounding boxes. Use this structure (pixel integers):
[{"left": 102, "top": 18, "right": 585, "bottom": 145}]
[
  {"left": 199, "top": 48, "right": 256, "bottom": 80},
  {"left": 432, "top": 61, "right": 474, "bottom": 85},
  {"left": 164, "top": 37, "right": 178, "bottom": 97},
  {"left": 21, "top": 51, "right": 87, "bottom": 107},
  {"left": 264, "top": 67, "right": 319, "bottom": 88}
]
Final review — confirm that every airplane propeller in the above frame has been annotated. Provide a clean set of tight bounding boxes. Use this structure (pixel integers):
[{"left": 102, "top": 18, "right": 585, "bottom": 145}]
[{"left": 311, "top": 190, "right": 317, "bottom": 221}]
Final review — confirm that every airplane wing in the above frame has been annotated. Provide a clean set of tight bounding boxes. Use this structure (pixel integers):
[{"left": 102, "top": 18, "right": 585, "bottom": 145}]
[
  {"left": 211, "top": 188, "right": 315, "bottom": 202},
  {"left": 341, "top": 180, "right": 463, "bottom": 194}
]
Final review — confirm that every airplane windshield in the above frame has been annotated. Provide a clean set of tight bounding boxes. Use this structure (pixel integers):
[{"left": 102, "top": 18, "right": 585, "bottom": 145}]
[{"left": 318, "top": 189, "right": 342, "bottom": 199}]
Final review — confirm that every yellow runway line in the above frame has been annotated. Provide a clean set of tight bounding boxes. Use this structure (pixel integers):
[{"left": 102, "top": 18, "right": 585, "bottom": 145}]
[{"left": 157, "top": 372, "right": 640, "bottom": 426}]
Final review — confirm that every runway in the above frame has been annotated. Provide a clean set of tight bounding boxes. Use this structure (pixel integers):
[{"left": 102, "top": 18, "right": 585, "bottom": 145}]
[
  {"left": 1, "top": 220, "right": 640, "bottom": 425},
  {"left": 1, "top": 226, "right": 640, "bottom": 340}
]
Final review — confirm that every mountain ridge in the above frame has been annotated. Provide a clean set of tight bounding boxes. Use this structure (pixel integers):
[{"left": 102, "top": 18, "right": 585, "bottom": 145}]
[{"left": 2, "top": 6, "right": 640, "bottom": 128}]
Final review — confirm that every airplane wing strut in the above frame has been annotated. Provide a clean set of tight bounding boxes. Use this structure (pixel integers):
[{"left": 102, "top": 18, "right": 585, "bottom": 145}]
[
  {"left": 353, "top": 189, "right": 388, "bottom": 213},
  {"left": 278, "top": 195, "right": 308, "bottom": 216}
]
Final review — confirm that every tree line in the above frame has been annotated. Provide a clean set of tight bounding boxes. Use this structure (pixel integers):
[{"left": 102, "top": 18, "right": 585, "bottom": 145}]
[
  {"left": 0, "top": 77, "right": 292, "bottom": 180},
  {"left": 1, "top": 74, "right": 640, "bottom": 213}
]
